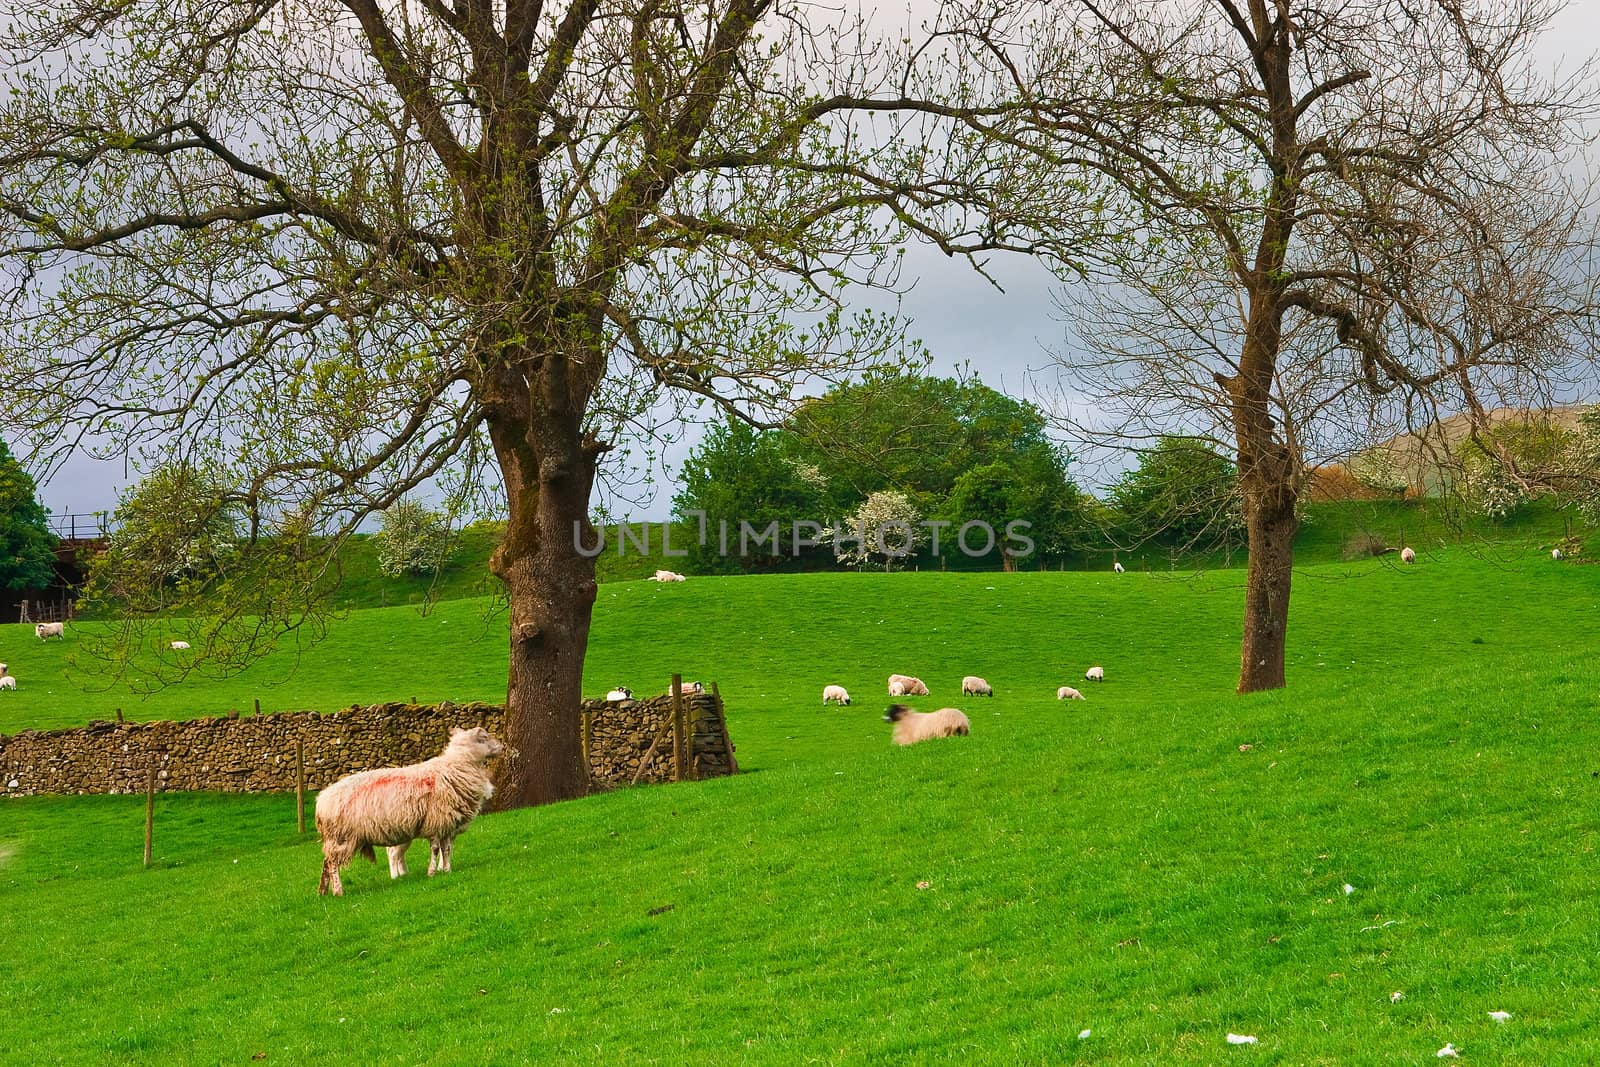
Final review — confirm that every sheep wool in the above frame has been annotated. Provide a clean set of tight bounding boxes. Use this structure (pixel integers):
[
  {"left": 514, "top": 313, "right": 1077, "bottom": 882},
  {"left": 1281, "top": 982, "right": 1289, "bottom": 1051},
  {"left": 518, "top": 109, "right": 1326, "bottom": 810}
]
[
  {"left": 961, "top": 675, "right": 993, "bottom": 697},
  {"left": 315, "top": 726, "right": 504, "bottom": 896},
  {"left": 1057, "top": 686, "right": 1085, "bottom": 700},
  {"left": 887, "top": 674, "right": 930, "bottom": 697},
  {"left": 822, "top": 684, "right": 851, "bottom": 705},
  {"left": 884, "top": 703, "right": 971, "bottom": 746}
]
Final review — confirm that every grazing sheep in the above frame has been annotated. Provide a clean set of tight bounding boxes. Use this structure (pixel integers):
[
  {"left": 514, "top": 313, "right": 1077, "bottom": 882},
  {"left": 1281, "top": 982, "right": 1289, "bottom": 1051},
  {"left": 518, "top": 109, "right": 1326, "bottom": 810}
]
[
  {"left": 887, "top": 674, "right": 930, "bottom": 697},
  {"left": 1057, "top": 686, "right": 1085, "bottom": 700},
  {"left": 315, "top": 726, "right": 504, "bottom": 896},
  {"left": 651, "top": 569, "right": 687, "bottom": 582},
  {"left": 883, "top": 703, "right": 970, "bottom": 746},
  {"left": 822, "top": 684, "right": 851, "bottom": 706},
  {"left": 35, "top": 622, "right": 63, "bottom": 641},
  {"left": 961, "top": 675, "right": 994, "bottom": 697},
  {"left": 1400, "top": 546, "right": 1416, "bottom": 563},
  {"left": 170, "top": 640, "right": 191, "bottom": 651},
  {"left": 1085, "top": 666, "right": 1105, "bottom": 682},
  {"left": 1113, "top": 561, "right": 1125, "bottom": 574},
  {"left": 605, "top": 686, "right": 633, "bottom": 701},
  {"left": 1553, "top": 548, "right": 1564, "bottom": 560}
]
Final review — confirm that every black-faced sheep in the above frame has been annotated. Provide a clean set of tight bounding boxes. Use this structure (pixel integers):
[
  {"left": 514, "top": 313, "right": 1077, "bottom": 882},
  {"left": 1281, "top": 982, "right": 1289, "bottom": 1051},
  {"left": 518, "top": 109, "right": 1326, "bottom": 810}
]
[
  {"left": 605, "top": 687, "right": 633, "bottom": 701},
  {"left": 883, "top": 703, "right": 970, "bottom": 745},
  {"left": 887, "top": 674, "right": 930, "bottom": 697},
  {"left": 961, "top": 675, "right": 993, "bottom": 697},
  {"left": 314, "top": 726, "right": 504, "bottom": 896},
  {"left": 1085, "top": 666, "right": 1105, "bottom": 682},
  {"left": 822, "top": 685, "right": 851, "bottom": 705}
]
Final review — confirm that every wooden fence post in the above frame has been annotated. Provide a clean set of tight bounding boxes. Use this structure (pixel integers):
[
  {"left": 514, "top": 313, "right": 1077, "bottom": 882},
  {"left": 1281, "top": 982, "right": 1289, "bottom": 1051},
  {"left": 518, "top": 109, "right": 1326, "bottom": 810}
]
[
  {"left": 580, "top": 709, "right": 593, "bottom": 780},
  {"left": 670, "top": 674, "right": 687, "bottom": 782},
  {"left": 295, "top": 738, "right": 307, "bottom": 834},
  {"left": 254, "top": 698, "right": 261, "bottom": 717},
  {"left": 143, "top": 767, "right": 156, "bottom": 868}
]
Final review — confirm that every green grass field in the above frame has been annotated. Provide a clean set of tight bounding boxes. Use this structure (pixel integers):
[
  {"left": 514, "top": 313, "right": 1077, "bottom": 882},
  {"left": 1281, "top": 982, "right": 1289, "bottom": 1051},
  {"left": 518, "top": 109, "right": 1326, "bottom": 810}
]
[{"left": 5, "top": 529, "right": 1599, "bottom": 1062}]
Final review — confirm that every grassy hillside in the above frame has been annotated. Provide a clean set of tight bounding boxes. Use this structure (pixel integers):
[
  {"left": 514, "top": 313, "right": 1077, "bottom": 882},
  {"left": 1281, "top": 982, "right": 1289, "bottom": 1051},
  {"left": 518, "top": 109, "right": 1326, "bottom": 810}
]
[{"left": 5, "top": 546, "right": 1600, "bottom": 1062}]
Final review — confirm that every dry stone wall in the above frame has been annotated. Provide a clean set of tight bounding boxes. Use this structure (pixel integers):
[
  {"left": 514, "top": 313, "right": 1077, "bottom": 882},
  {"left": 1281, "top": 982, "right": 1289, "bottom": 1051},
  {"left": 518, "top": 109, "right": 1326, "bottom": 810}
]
[{"left": 1, "top": 692, "right": 735, "bottom": 797}]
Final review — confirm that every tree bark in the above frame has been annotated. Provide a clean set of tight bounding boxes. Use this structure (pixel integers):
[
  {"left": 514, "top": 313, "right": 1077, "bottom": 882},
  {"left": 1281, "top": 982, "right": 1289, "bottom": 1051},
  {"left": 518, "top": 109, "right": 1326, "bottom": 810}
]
[
  {"left": 1237, "top": 490, "right": 1297, "bottom": 693},
  {"left": 490, "top": 465, "right": 599, "bottom": 809}
]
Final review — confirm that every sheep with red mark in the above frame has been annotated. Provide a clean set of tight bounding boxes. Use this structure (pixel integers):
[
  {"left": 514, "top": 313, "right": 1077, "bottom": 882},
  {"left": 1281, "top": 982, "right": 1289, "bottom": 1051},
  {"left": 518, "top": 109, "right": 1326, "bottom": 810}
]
[
  {"left": 315, "top": 726, "right": 504, "bottom": 896},
  {"left": 888, "top": 673, "right": 929, "bottom": 697},
  {"left": 883, "top": 703, "right": 970, "bottom": 745}
]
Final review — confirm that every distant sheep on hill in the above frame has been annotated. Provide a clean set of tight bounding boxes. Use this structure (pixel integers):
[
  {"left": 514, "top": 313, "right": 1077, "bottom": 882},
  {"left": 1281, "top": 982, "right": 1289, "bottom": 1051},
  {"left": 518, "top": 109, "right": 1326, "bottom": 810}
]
[
  {"left": 1113, "top": 561, "right": 1124, "bottom": 574},
  {"left": 884, "top": 703, "right": 970, "bottom": 746},
  {"left": 605, "top": 687, "right": 633, "bottom": 701},
  {"left": 1400, "top": 546, "right": 1416, "bottom": 563},
  {"left": 315, "top": 726, "right": 504, "bottom": 896},
  {"left": 170, "top": 640, "right": 190, "bottom": 651},
  {"left": 35, "top": 622, "right": 63, "bottom": 641},
  {"left": 651, "top": 569, "right": 687, "bottom": 582},
  {"left": 0, "top": 663, "right": 14, "bottom": 691}
]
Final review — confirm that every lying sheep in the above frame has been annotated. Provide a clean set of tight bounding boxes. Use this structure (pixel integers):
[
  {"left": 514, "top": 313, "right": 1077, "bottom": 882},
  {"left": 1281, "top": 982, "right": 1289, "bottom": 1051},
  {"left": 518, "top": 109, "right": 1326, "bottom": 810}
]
[
  {"left": 651, "top": 569, "right": 687, "bottom": 582},
  {"left": 1057, "top": 686, "right": 1085, "bottom": 700},
  {"left": 315, "top": 726, "right": 504, "bottom": 896},
  {"left": 35, "top": 622, "right": 63, "bottom": 641},
  {"left": 170, "top": 640, "right": 191, "bottom": 651},
  {"left": 884, "top": 703, "right": 970, "bottom": 746},
  {"left": 684, "top": 680, "right": 705, "bottom": 694},
  {"left": 1400, "top": 546, "right": 1416, "bottom": 563},
  {"left": 887, "top": 674, "right": 930, "bottom": 697},
  {"left": 1085, "top": 666, "right": 1105, "bottom": 682},
  {"left": 605, "top": 686, "right": 633, "bottom": 701},
  {"left": 961, "top": 675, "right": 993, "bottom": 697},
  {"left": 822, "top": 684, "right": 851, "bottom": 706}
]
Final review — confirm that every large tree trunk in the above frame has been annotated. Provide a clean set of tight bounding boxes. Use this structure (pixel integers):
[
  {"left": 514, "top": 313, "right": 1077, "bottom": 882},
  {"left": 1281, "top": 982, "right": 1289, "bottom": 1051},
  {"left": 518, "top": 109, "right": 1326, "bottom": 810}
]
[
  {"left": 482, "top": 352, "right": 604, "bottom": 810},
  {"left": 1237, "top": 489, "right": 1297, "bottom": 693},
  {"left": 492, "top": 488, "right": 598, "bottom": 809}
]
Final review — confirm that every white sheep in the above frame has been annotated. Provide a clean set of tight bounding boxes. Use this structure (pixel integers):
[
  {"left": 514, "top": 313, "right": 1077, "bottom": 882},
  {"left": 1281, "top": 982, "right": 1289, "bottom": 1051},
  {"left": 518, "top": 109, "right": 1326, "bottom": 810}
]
[
  {"left": 1113, "top": 561, "right": 1125, "bottom": 574},
  {"left": 684, "top": 680, "right": 705, "bottom": 694},
  {"left": 315, "top": 726, "right": 504, "bottom": 896},
  {"left": 822, "top": 684, "right": 851, "bottom": 706},
  {"left": 1057, "top": 686, "right": 1085, "bottom": 700},
  {"left": 1400, "top": 546, "right": 1416, "bottom": 563},
  {"left": 170, "top": 640, "right": 191, "bottom": 651},
  {"left": 35, "top": 622, "right": 64, "bottom": 641},
  {"left": 651, "top": 569, "right": 687, "bottom": 582},
  {"left": 1085, "top": 666, "right": 1105, "bottom": 682},
  {"left": 887, "top": 674, "right": 930, "bottom": 697},
  {"left": 1552, "top": 548, "right": 1563, "bottom": 560},
  {"left": 0, "top": 663, "right": 14, "bottom": 691},
  {"left": 605, "top": 686, "right": 633, "bottom": 701},
  {"left": 961, "top": 675, "right": 993, "bottom": 697},
  {"left": 883, "top": 703, "right": 970, "bottom": 746}
]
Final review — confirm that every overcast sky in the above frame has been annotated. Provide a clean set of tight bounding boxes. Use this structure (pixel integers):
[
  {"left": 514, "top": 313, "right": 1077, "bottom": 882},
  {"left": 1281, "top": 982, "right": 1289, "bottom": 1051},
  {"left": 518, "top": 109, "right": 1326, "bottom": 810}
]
[{"left": 27, "top": 0, "right": 1600, "bottom": 524}]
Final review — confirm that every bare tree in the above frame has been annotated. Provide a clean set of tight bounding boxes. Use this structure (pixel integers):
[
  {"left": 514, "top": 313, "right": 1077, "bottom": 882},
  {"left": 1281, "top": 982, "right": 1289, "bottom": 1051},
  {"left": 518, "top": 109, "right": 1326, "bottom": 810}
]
[
  {"left": 952, "top": 0, "right": 1600, "bottom": 691},
  {"left": 0, "top": 0, "right": 1009, "bottom": 806}
]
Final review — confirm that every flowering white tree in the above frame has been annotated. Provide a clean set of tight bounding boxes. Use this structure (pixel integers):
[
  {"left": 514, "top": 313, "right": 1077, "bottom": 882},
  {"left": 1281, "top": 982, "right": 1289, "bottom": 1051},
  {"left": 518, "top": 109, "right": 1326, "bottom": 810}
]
[{"left": 831, "top": 490, "right": 925, "bottom": 571}]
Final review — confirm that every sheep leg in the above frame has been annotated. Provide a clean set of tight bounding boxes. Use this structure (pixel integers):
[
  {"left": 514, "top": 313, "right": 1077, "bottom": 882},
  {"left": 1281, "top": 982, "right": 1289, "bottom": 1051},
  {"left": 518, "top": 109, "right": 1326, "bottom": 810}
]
[
  {"left": 440, "top": 836, "right": 454, "bottom": 873},
  {"left": 386, "top": 844, "right": 409, "bottom": 879},
  {"left": 427, "top": 839, "right": 442, "bottom": 876}
]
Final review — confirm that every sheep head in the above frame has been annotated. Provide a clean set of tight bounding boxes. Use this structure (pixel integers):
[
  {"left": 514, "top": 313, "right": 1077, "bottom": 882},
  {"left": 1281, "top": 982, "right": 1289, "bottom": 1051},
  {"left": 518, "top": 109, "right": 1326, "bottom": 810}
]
[
  {"left": 445, "top": 726, "right": 505, "bottom": 765},
  {"left": 883, "top": 703, "right": 910, "bottom": 723}
]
